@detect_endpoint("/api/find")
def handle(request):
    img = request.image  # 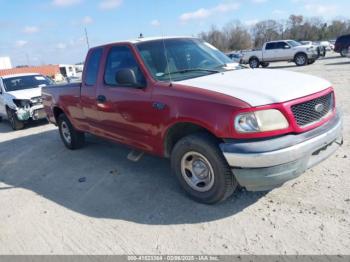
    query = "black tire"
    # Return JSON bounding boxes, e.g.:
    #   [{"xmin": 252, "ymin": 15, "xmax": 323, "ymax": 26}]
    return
[
  {"xmin": 260, "ymin": 62, "xmax": 269, "ymax": 68},
  {"xmin": 294, "ymin": 53, "xmax": 308, "ymax": 66},
  {"xmin": 58, "ymin": 113, "xmax": 85, "ymax": 150},
  {"xmin": 340, "ymin": 48, "xmax": 348, "ymax": 57},
  {"xmin": 308, "ymin": 59, "xmax": 315, "ymax": 65},
  {"xmin": 6, "ymin": 108, "xmax": 24, "ymax": 130},
  {"xmin": 171, "ymin": 133, "xmax": 237, "ymax": 204},
  {"xmin": 0, "ymin": 116, "xmax": 2, "ymax": 122},
  {"xmin": 249, "ymin": 57, "xmax": 260, "ymax": 69}
]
